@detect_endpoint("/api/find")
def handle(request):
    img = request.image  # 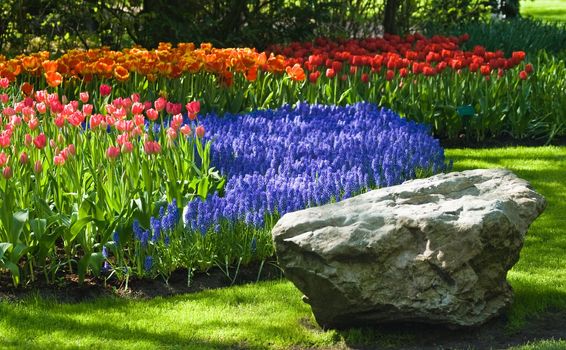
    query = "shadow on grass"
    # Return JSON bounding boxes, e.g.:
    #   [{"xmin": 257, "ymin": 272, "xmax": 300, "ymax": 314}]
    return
[
  {"xmin": 335, "ymin": 285, "xmax": 566, "ymax": 350},
  {"xmin": 0, "ymin": 282, "xmax": 313, "ymax": 349}
]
